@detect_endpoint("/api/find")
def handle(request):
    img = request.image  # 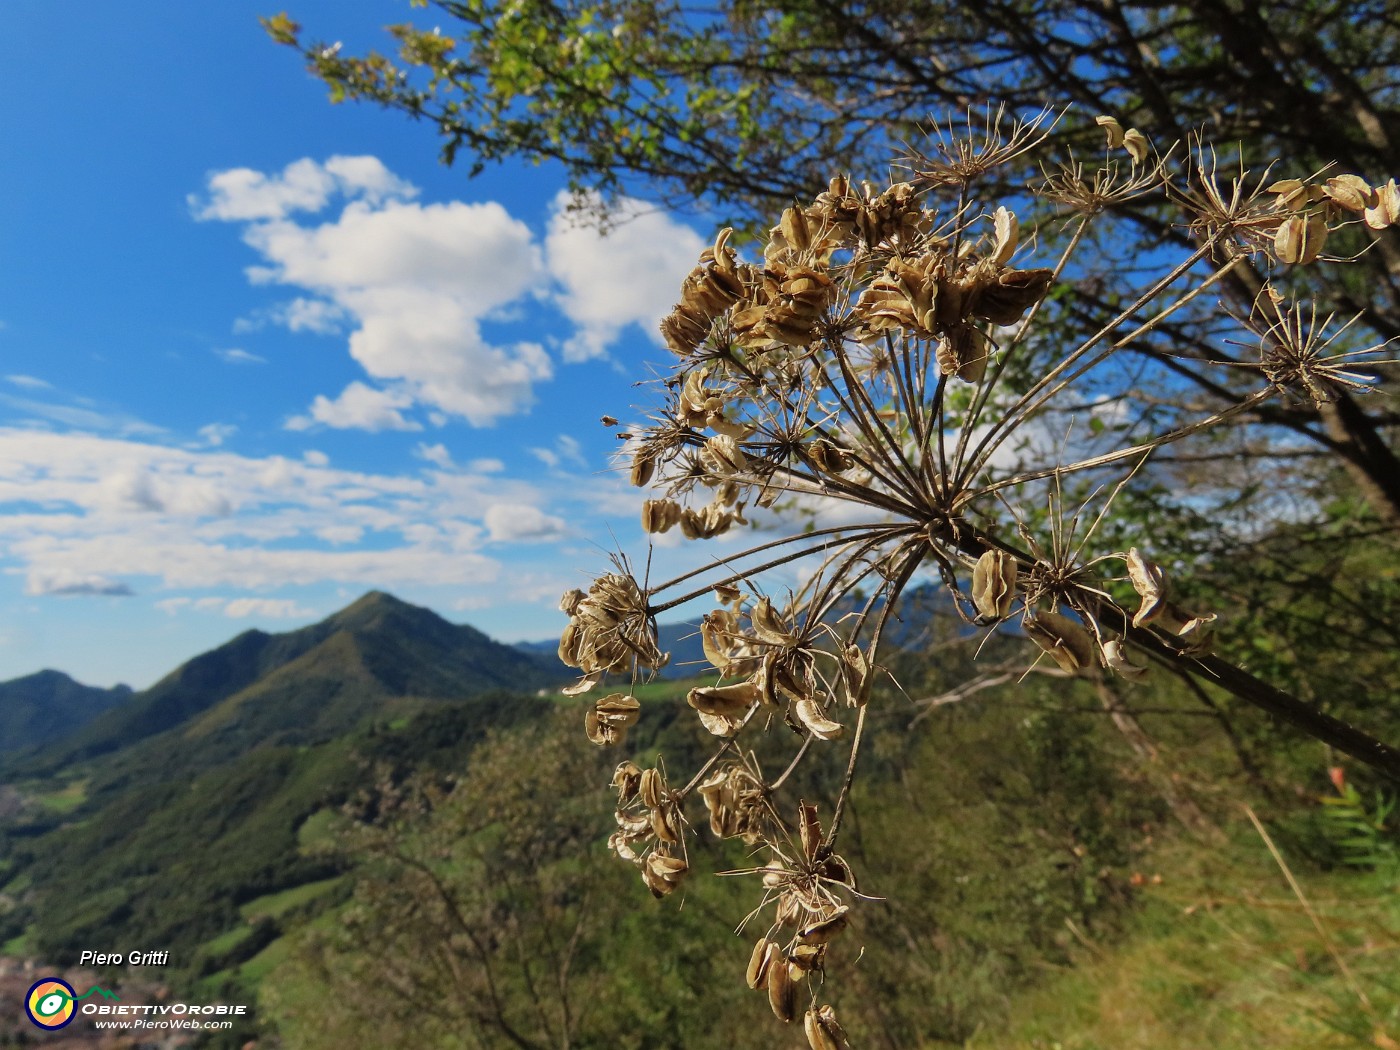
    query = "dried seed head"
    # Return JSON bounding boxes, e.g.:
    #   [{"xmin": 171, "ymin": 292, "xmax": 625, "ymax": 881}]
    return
[
  {"xmin": 630, "ymin": 449, "xmax": 656, "ymax": 487},
  {"xmin": 804, "ymin": 1005, "xmax": 853, "ymax": 1050},
  {"xmin": 642, "ymin": 848, "xmax": 688, "ymax": 898},
  {"xmin": 641, "ymin": 498, "xmax": 683, "ymax": 534},
  {"xmin": 585, "ymin": 693, "xmax": 642, "ymax": 746}
]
